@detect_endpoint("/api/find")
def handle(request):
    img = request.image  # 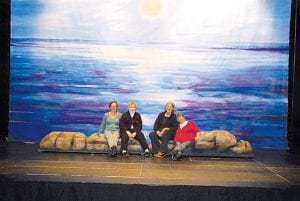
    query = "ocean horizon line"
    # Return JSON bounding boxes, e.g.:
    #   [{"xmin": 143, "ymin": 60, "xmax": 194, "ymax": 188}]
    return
[{"xmin": 10, "ymin": 37, "xmax": 289, "ymax": 51}]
